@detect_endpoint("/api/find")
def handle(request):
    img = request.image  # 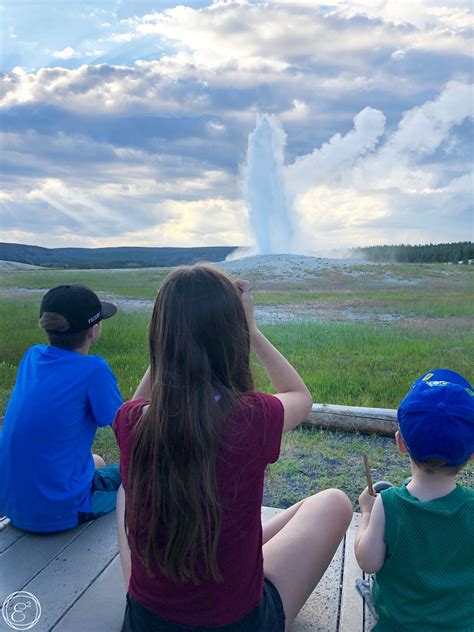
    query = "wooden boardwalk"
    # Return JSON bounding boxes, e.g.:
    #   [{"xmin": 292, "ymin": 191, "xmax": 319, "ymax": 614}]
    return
[{"xmin": 0, "ymin": 509, "xmax": 375, "ymax": 631}]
